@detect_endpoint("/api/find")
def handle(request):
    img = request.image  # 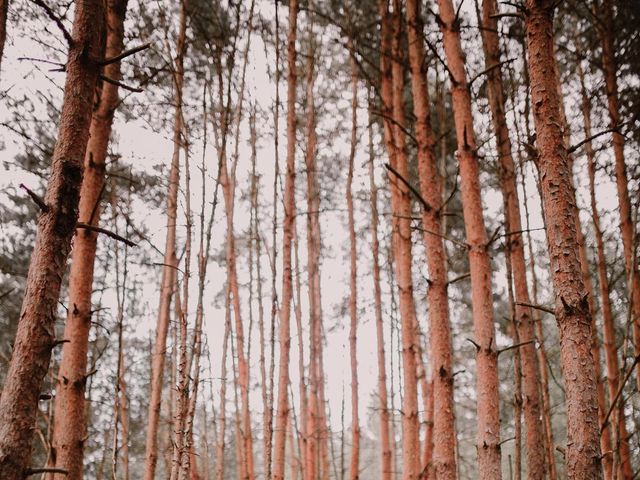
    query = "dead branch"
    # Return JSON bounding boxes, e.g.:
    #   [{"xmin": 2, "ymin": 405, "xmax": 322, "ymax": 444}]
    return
[
  {"xmin": 20, "ymin": 184, "xmax": 48, "ymax": 212},
  {"xmin": 516, "ymin": 301, "xmax": 555, "ymax": 316},
  {"xmin": 99, "ymin": 75, "xmax": 143, "ymax": 93},
  {"xmin": 385, "ymin": 163, "xmax": 434, "ymax": 212},
  {"xmin": 497, "ymin": 340, "xmax": 536, "ymax": 356},
  {"xmin": 100, "ymin": 42, "xmax": 151, "ymax": 66},
  {"xmin": 32, "ymin": 0, "xmax": 73, "ymax": 46},
  {"xmin": 76, "ymin": 222, "xmax": 137, "ymax": 247}
]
